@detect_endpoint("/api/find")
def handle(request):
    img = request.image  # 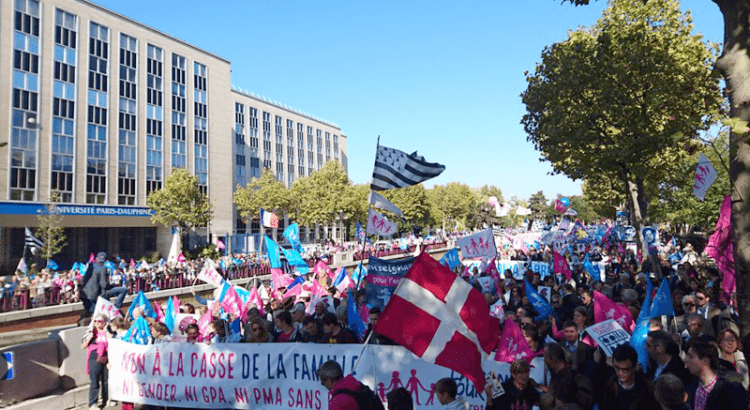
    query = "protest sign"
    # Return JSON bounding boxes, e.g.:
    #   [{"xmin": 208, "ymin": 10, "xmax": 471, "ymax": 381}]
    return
[
  {"xmin": 585, "ymin": 319, "xmax": 630, "ymax": 356},
  {"xmin": 197, "ymin": 265, "xmax": 224, "ymax": 288},
  {"xmin": 108, "ymin": 341, "xmax": 545, "ymax": 409},
  {"xmin": 365, "ymin": 256, "xmax": 415, "ymax": 309},
  {"xmin": 476, "ymin": 276, "xmax": 494, "ymax": 293},
  {"xmin": 92, "ymin": 296, "xmax": 122, "ymax": 322},
  {"xmin": 457, "ymin": 229, "xmax": 497, "ymax": 259},
  {"xmin": 537, "ymin": 286, "xmax": 551, "ymax": 303},
  {"xmin": 495, "ymin": 260, "xmax": 526, "ymax": 280},
  {"xmin": 530, "ymin": 261, "xmax": 551, "ymax": 279}
]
